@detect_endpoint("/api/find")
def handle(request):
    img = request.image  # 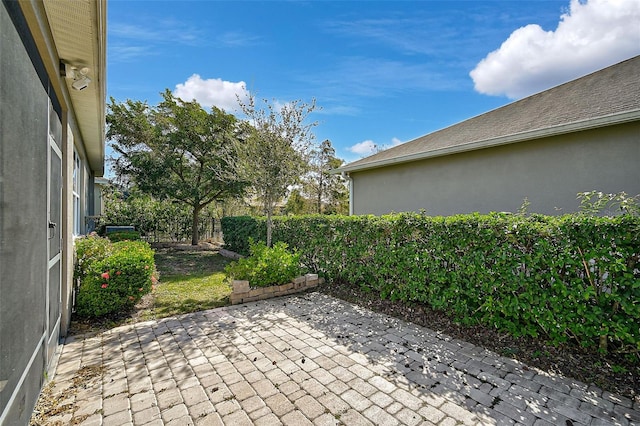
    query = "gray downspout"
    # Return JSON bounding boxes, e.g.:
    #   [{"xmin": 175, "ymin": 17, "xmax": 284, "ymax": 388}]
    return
[{"xmin": 342, "ymin": 172, "xmax": 353, "ymax": 216}]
